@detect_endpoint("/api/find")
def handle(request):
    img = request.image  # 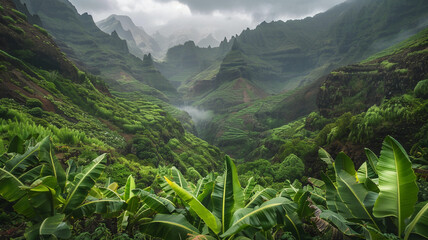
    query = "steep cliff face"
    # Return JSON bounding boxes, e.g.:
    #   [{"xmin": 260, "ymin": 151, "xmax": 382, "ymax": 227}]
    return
[
  {"xmin": 15, "ymin": 0, "xmax": 176, "ymax": 97},
  {"xmin": 317, "ymin": 28, "xmax": 428, "ymax": 117}
]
